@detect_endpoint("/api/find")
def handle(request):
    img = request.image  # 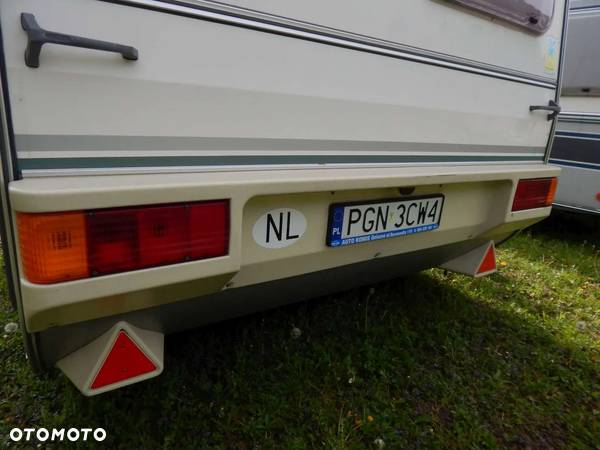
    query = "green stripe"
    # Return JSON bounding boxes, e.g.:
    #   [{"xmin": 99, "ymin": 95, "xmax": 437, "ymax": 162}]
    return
[
  {"xmin": 14, "ymin": 135, "xmax": 540, "ymax": 154},
  {"xmin": 19, "ymin": 154, "xmax": 543, "ymax": 171}
]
